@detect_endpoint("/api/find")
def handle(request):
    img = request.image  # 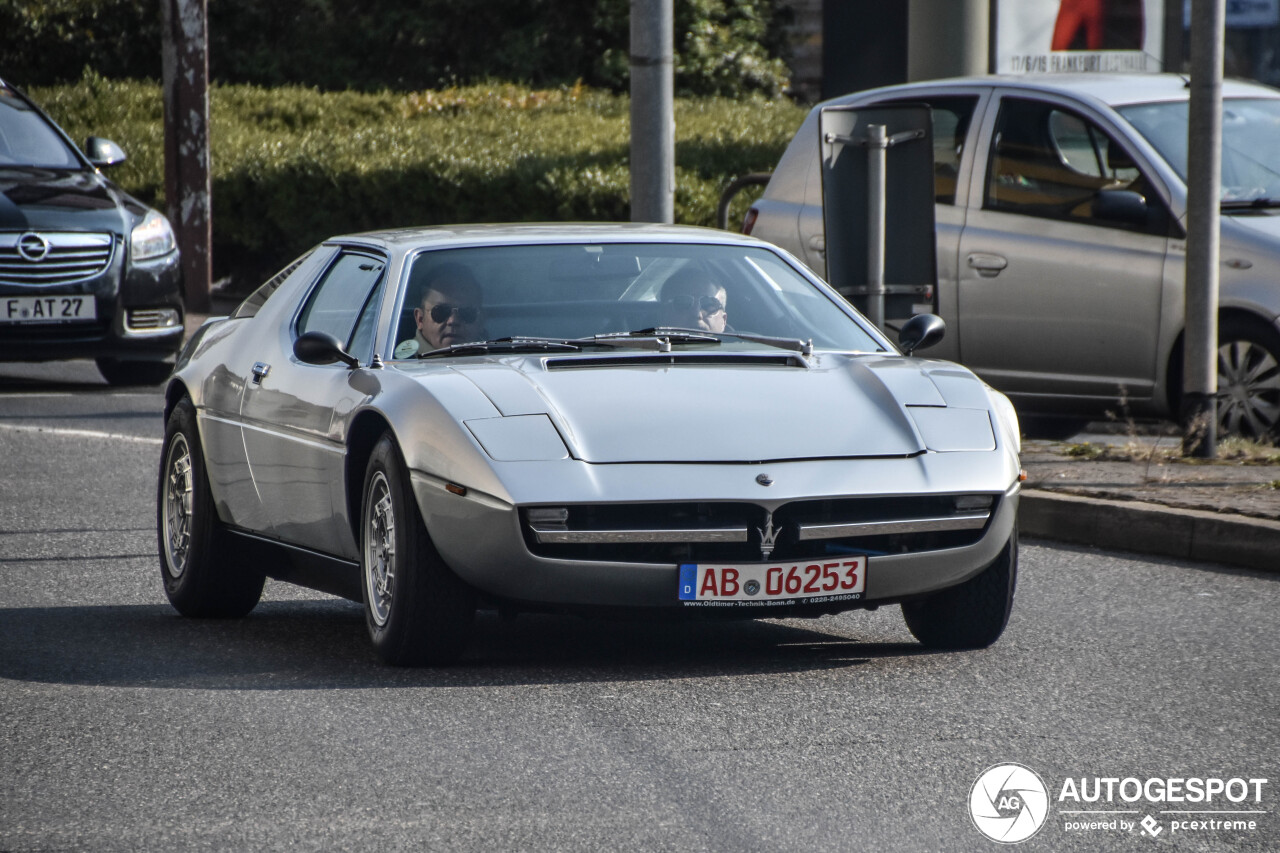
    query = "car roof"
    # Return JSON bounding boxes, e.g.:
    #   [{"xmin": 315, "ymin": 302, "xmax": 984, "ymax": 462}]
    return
[
  {"xmin": 846, "ymin": 72, "xmax": 1280, "ymax": 108},
  {"xmin": 331, "ymin": 222, "xmax": 773, "ymax": 252}
]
